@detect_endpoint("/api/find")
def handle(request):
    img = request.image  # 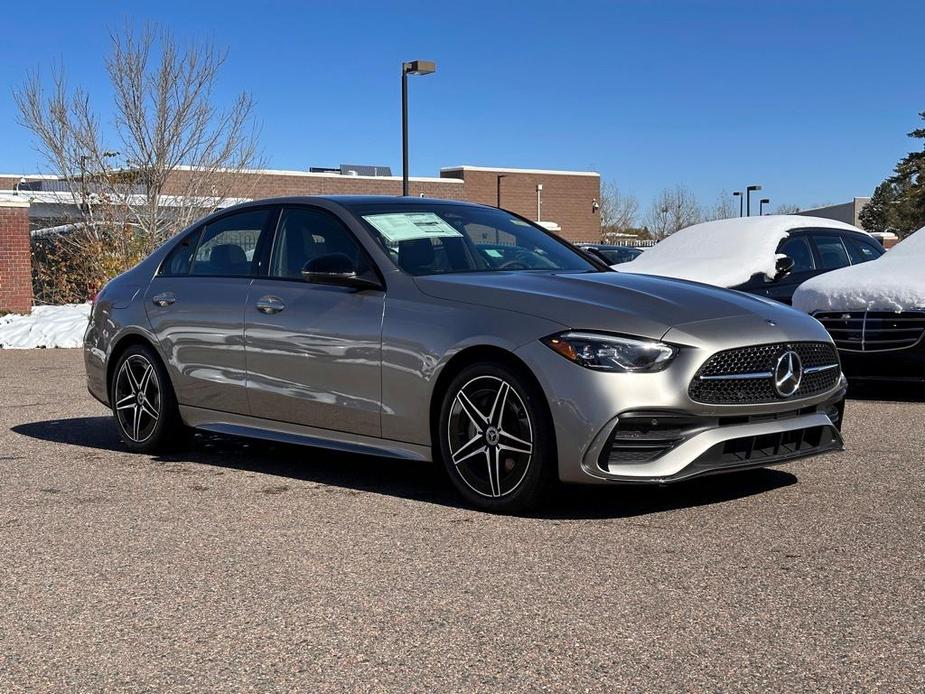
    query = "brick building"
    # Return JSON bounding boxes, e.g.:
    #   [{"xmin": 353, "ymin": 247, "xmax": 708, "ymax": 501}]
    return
[{"xmin": 0, "ymin": 164, "xmax": 600, "ymax": 312}]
